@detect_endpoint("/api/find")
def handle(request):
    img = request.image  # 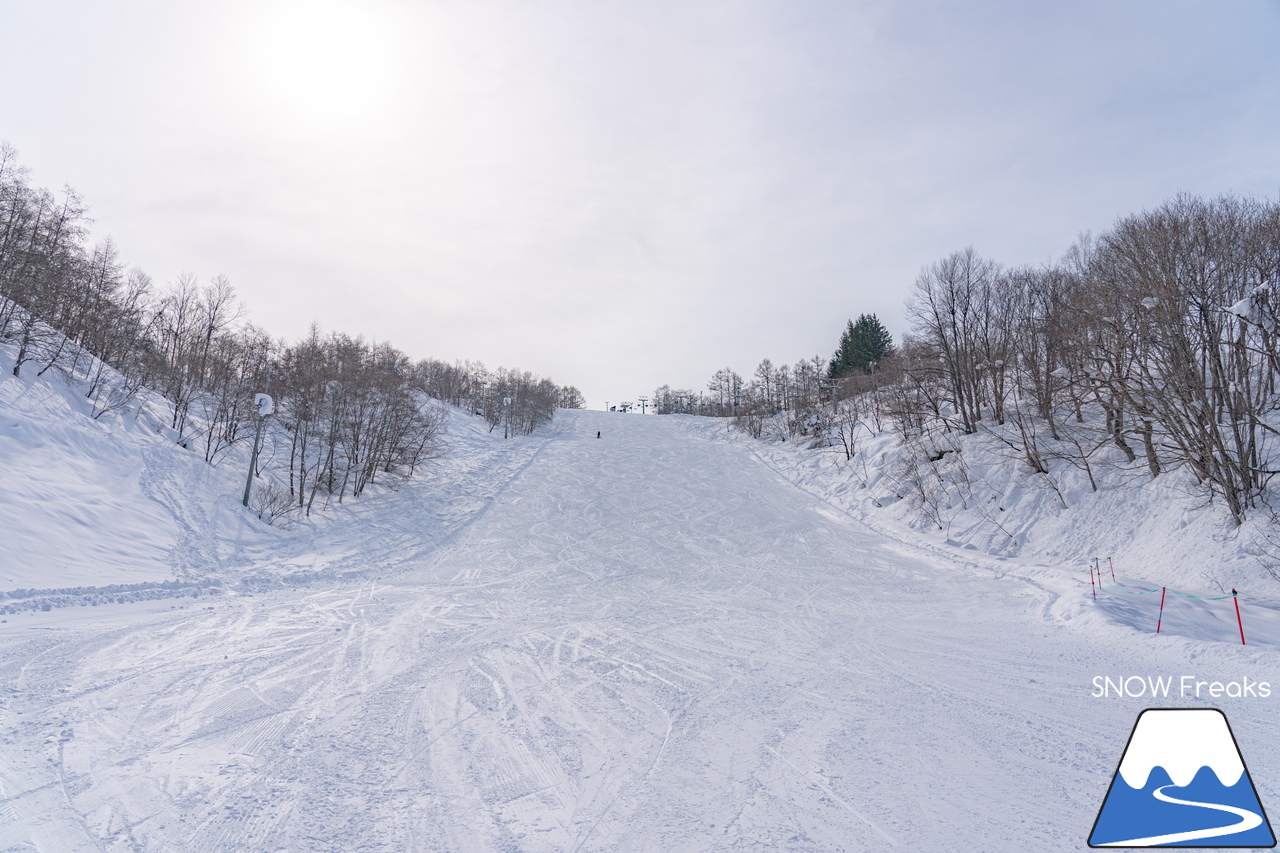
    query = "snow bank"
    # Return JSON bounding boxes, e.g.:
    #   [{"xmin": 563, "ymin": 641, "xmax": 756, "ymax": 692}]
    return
[
  {"xmin": 674, "ymin": 411, "xmax": 1280, "ymax": 612},
  {"xmin": 1, "ymin": 344, "xmax": 209, "ymax": 590},
  {"xmin": 0, "ymin": 339, "xmax": 546, "ymax": 601}
]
